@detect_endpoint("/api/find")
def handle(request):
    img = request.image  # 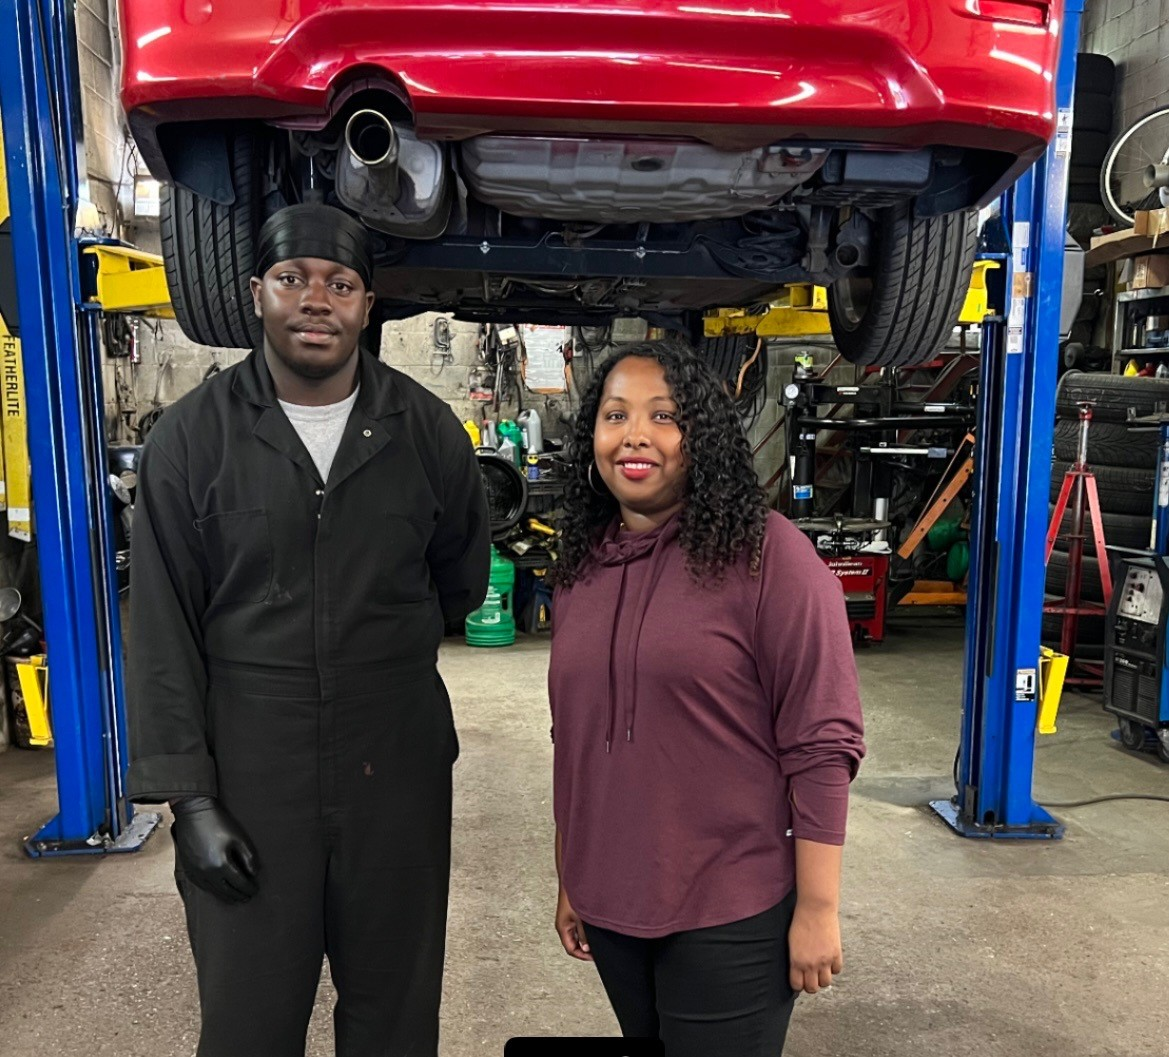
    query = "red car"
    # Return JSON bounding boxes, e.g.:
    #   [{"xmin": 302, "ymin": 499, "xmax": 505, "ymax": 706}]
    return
[{"xmin": 120, "ymin": 0, "xmax": 1063, "ymax": 366}]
